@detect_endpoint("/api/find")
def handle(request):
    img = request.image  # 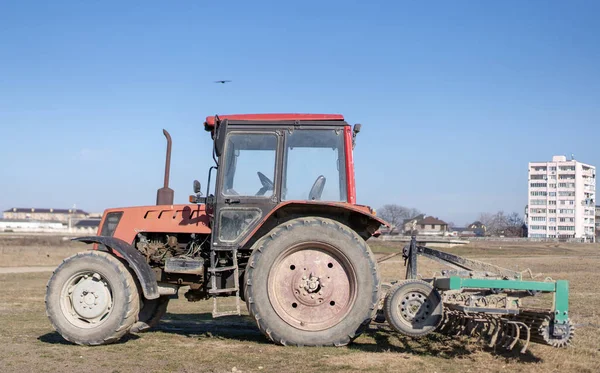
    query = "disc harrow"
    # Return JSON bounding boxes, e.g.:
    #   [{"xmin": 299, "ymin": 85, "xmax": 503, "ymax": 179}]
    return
[{"xmin": 379, "ymin": 237, "xmax": 575, "ymax": 353}]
